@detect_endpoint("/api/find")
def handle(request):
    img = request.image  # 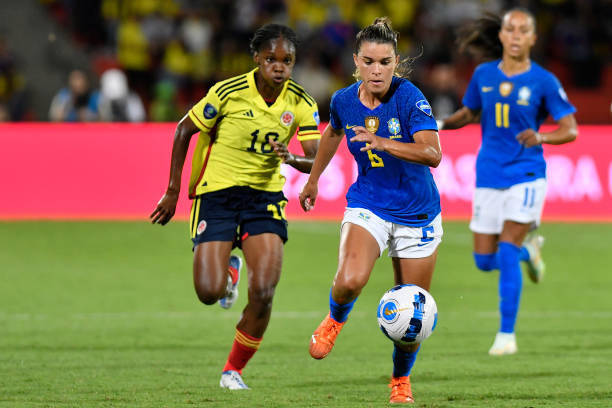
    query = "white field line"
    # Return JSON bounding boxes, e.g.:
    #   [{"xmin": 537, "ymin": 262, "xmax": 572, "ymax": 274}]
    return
[{"xmin": 1, "ymin": 310, "xmax": 612, "ymax": 321}]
